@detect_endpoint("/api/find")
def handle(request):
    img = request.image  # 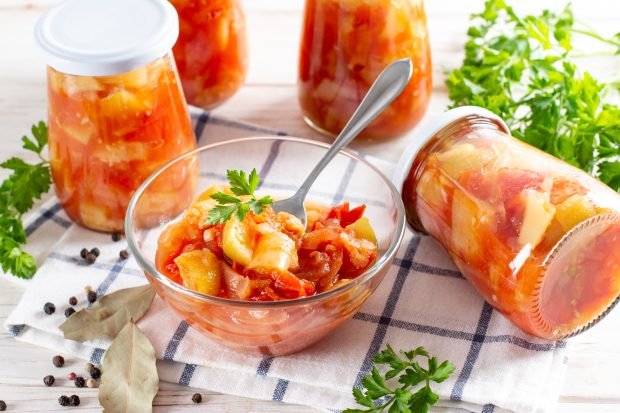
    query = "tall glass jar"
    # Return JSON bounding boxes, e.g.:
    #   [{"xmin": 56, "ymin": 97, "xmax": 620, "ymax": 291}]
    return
[
  {"xmin": 298, "ymin": 0, "xmax": 432, "ymax": 140},
  {"xmin": 170, "ymin": 0, "xmax": 248, "ymax": 109},
  {"xmin": 395, "ymin": 107, "xmax": 620, "ymax": 340},
  {"xmin": 36, "ymin": 0, "xmax": 197, "ymax": 232}
]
